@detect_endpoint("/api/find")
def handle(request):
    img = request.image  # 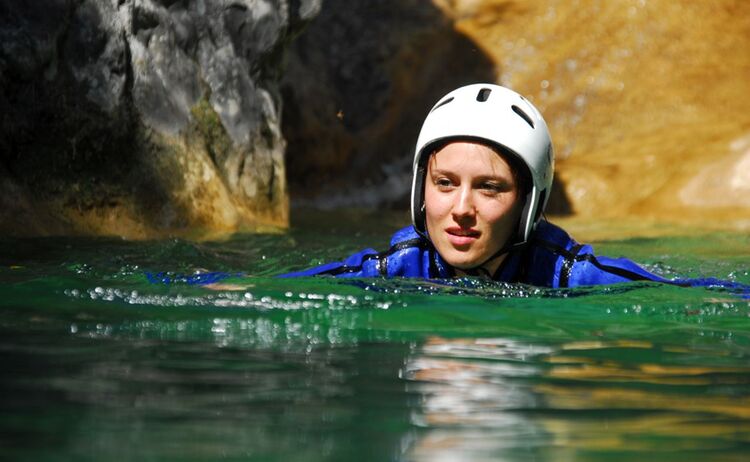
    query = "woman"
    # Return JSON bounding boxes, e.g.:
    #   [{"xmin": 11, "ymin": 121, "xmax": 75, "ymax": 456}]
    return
[{"xmin": 280, "ymin": 84, "xmax": 729, "ymax": 289}]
